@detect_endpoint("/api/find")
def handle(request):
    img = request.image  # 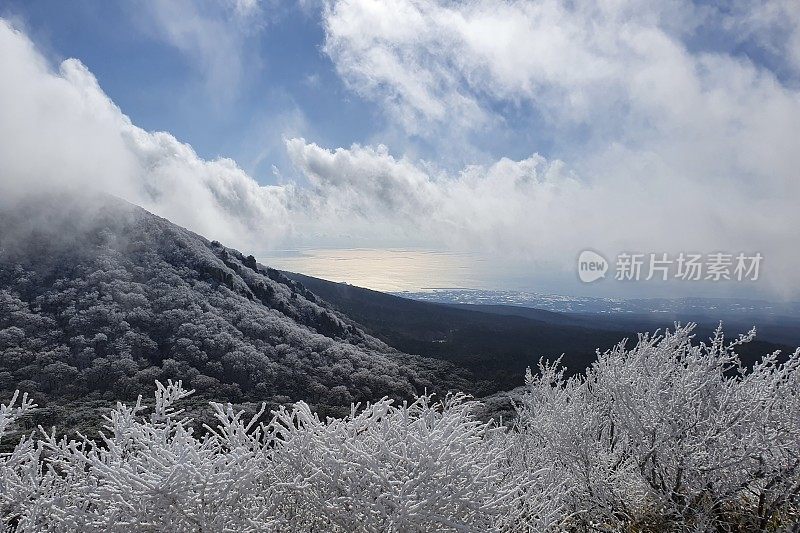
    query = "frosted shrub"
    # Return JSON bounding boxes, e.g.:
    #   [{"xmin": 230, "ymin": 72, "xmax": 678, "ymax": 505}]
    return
[
  {"xmin": 514, "ymin": 324, "xmax": 800, "ymax": 531},
  {"xmin": 0, "ymin": 324, "xmax": 798, "ymax": 531},
  {"xmin": 266, "ymin": 394, "xmax": 531, "ymax": 531},
  {"xmin": 36, "ymin": 381, "xmax": 275, "ymax": 532},
  {"xmin": 0, "ymin": 381, "xmax": 277, "ymax": 532},
  {"xmin": 0, "ymin": 385, "xmax": 532, "ymax": 531},
  {"xmin": 0, "ymin": 391, "xmax": 44, "ymax": 531}
]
